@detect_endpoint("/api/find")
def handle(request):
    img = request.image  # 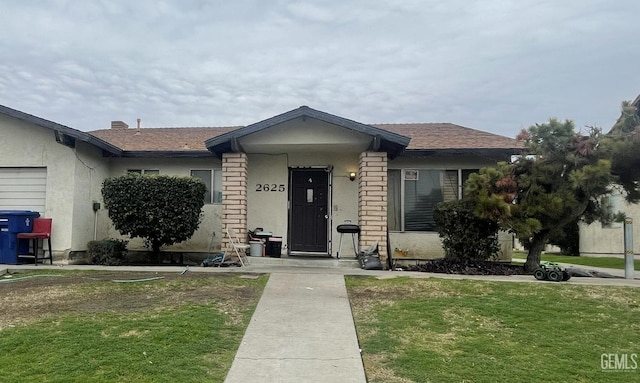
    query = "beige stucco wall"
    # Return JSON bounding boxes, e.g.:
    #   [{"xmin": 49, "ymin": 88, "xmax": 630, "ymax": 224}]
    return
[
  {"xmin": 580, "ymin": 201, "xmax": 640, "ymax": 256},
  {"xmin": 387, "ymin": 154, "xmax": 511, "ymax": 260},
  {"xmin": 0, "ymin": 114, "xmax": 110, "ymax": 257},
  {"xmin": 247, "ymin": 154, "xmax": 289, "ymax": 244},
  {"xmin": 104, "ymin": 157, "xmax": 223, "ymax": 252},
  {"xmin": 390, "ymin": 231, "xmax": 513, "ymax": 263},
  {"xmin": 69, "ymin": 142, "xmax": 111, "ymax": 253},
  {"xmin": 240, "ymin": 118, "xmax": 371, "ymax": 153},
  {"xmin": 245, "ymin": 151, "xmax": 360, "ymax": 257}
]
